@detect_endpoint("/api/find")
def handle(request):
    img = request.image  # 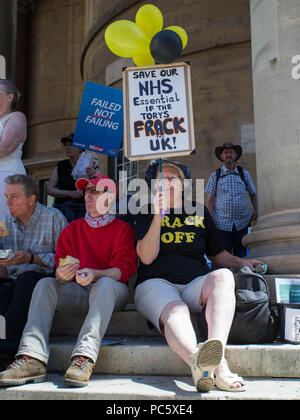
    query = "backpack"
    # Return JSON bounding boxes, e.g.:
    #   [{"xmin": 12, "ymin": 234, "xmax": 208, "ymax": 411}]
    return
[
  {"xmin": 197, "ymin": 266, "xmax": 279, "ymax": 344},
  {"xmin": 215, "ymin": 166, "xmax": 248, "ymax": 196}
]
